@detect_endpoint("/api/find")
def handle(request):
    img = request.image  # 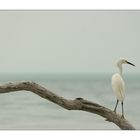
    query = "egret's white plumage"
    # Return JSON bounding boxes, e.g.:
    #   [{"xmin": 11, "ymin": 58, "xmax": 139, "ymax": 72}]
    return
[
  {"xmin": 112, "ymin": 73, "xmax": 125, "ymax": 102},
  {"xmin": 112, "ymin": 58, "xmax": 135, "ymax": 118}
]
